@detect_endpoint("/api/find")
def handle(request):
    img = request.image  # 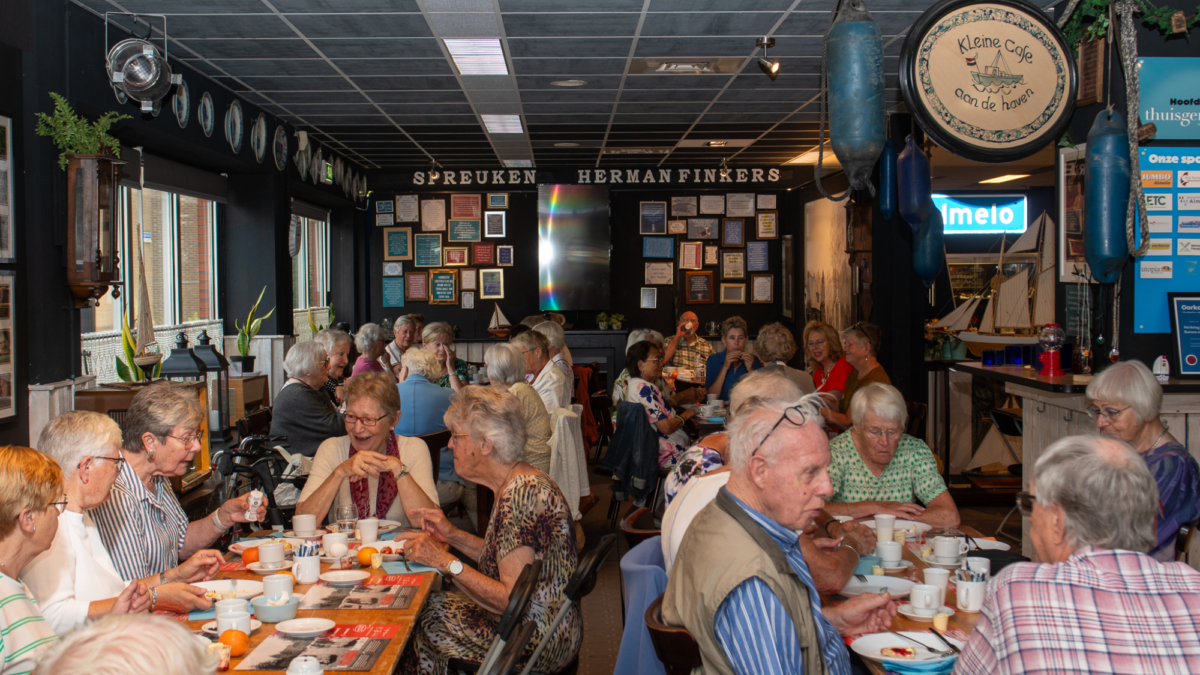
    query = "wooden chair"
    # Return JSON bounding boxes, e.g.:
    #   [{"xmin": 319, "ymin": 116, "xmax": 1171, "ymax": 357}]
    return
[
  {"xmin": 1179, "ymin": 523, "xmax": 1200, "ymax": 572},
  {"xmin": 905, "ymin": 400, "xmax": 928, "ymax": 442},
  {"xmin": 619, "ymin": 506, "xmax": 659, "ymax": 549},
  {"xmin": 235, "ymin": 407, "xmax": 273, "ymax": 439},
  {"xmin": 416, "ymin": 428, "xmax": 451, "ymax": 484},
  {"xmin": 644, "ymin": 594, "xmax": 702, "ymax": 675}
]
